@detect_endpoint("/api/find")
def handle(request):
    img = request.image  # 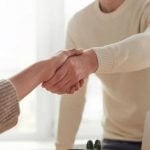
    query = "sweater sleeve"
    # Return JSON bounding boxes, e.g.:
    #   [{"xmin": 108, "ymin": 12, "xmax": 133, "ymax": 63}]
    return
[
  {"xmin": 93, "ymin": 29, "xmax": 150, "ymax": 73},
  {"xmin": 0, "ymin": 80, "xmax": 20, "ymax": 133},
  {"xmin": 56, "ymin": 27, "xmax": 88, "ymax": 150},
  {"xmin": 93, "ymin": 2, "xmax": 150, "ymax": 74}
]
